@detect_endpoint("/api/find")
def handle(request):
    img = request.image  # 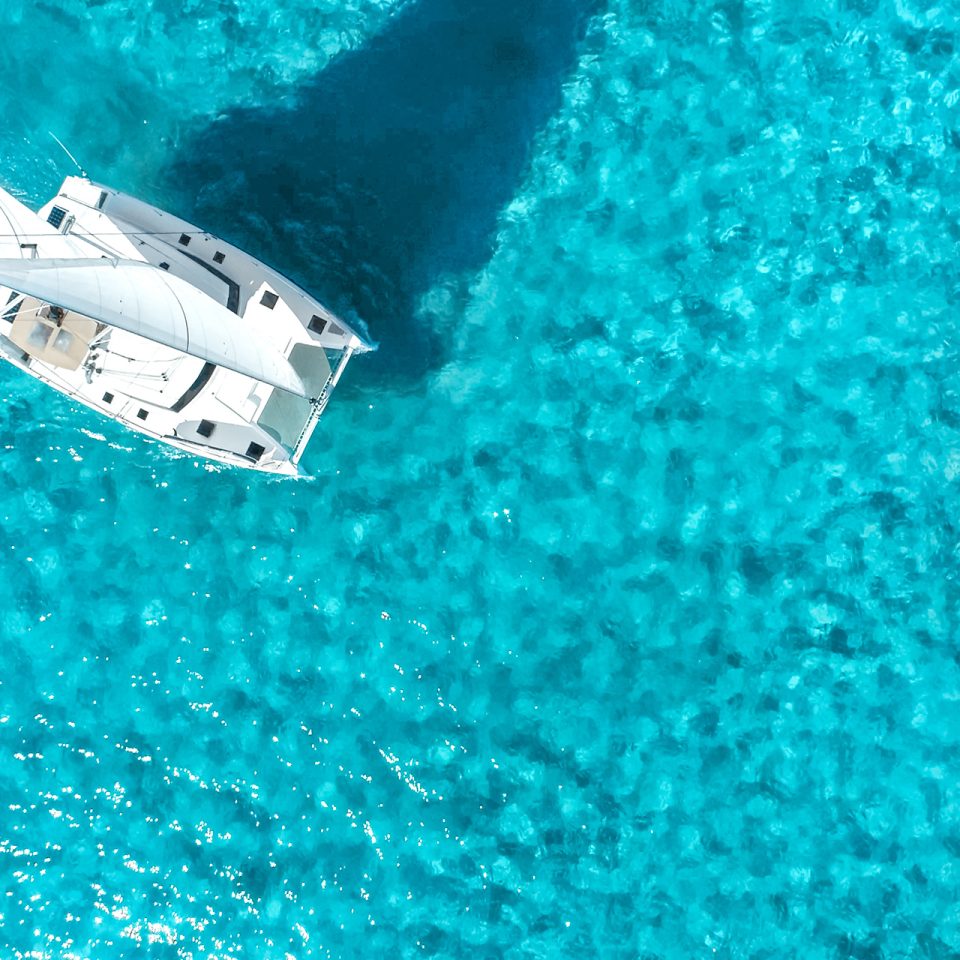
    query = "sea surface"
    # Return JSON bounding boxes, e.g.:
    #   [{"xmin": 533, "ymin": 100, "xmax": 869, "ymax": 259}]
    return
[{"xmin": 0, "ymin": 0, "xmax": 959, "ymax": 957}]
